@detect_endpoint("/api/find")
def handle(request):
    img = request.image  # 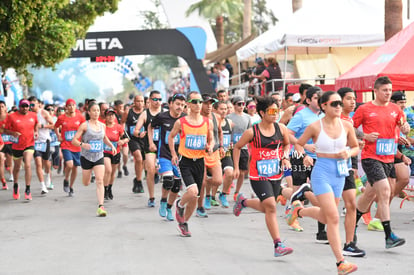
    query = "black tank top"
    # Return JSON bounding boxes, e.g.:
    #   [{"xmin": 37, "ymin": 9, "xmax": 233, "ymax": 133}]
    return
[
  {"xmin": 221, "ymin": 118, "xmax": 232, "ymax": 151},
  {"xmin": 125, "ymin": 108, "xmax": 142, "ymax": 141}
]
